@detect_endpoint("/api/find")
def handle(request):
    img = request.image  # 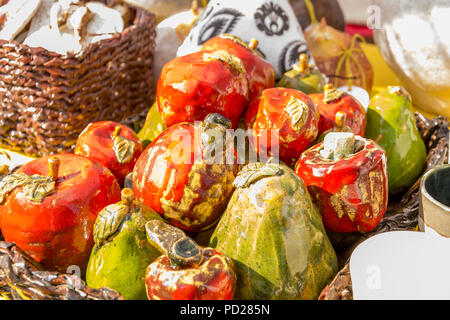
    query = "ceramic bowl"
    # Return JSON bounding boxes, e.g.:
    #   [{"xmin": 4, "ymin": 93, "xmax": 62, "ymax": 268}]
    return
[{"xmin": 420, "ymin": 165, "xmax": 450, "ymax": 237}]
